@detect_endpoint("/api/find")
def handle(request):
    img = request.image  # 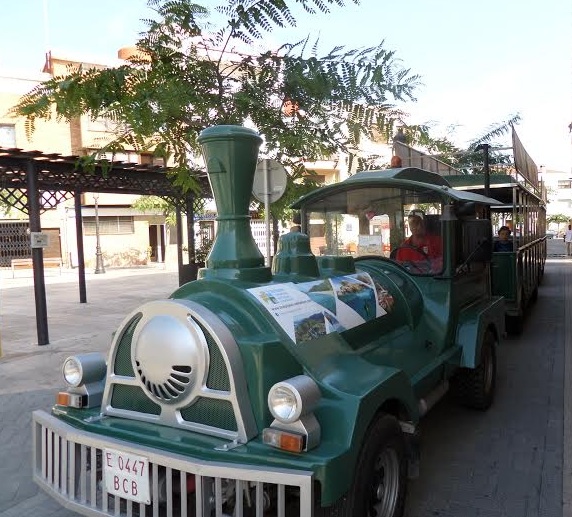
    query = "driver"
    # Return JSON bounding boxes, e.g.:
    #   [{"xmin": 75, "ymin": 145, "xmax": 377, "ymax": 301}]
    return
[{"xmin": 394, "ymin": 214, "xmax": 442, "ymax": 271}]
